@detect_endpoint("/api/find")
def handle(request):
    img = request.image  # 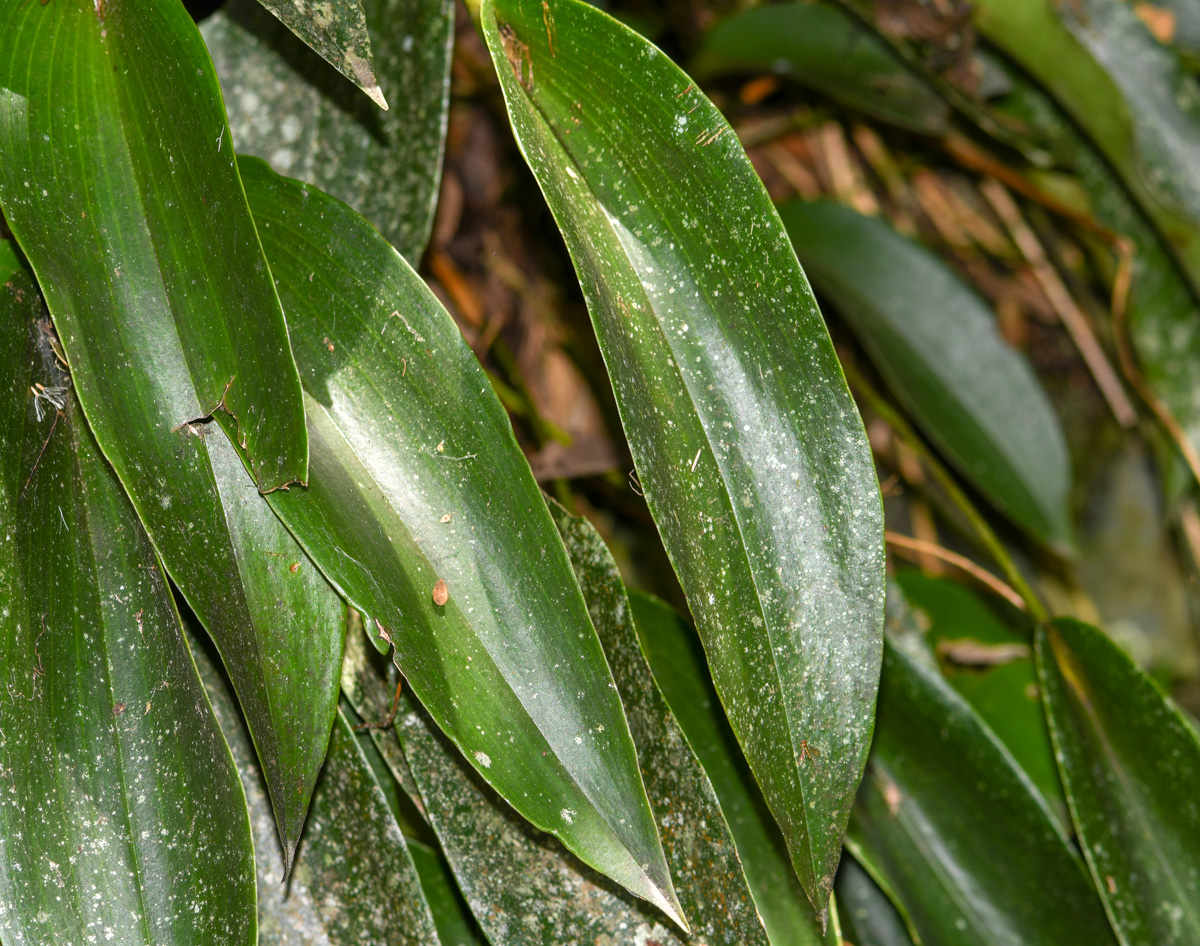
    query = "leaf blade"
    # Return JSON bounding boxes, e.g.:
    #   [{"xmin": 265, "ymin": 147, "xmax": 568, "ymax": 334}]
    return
[
  {"xmin": 239, "ymin": 157, "xmax": 682, "ymax": 926},
  {"xmin": 1037, "ymin": 619, "xmax": 1200, "ymax": 944},
  {"xmin": 479, "ymin": 0, "xmax": 885, "ymax": 913}
]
